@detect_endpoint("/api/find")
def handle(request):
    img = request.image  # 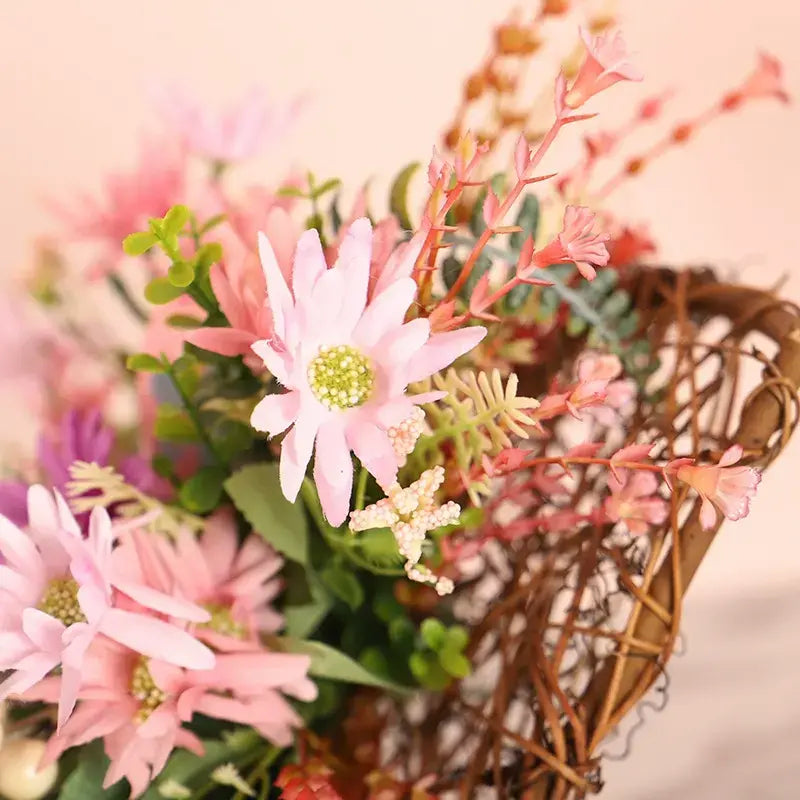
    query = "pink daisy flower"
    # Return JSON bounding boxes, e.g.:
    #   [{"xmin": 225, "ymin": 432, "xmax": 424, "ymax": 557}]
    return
[
  {"xmin": 666, "ymin": 445, "xmax": 761, "ymax": 530},
  {"xmin": 564, "ymin": 28, "xmax": 643, "ymax": 110},
  {"xmin": 154, "ymin": 87, "xmax": 304, "ymax": 164},
  {"xmin": 249, "ymin": 218, "xmax": 486, "ymax": 524},
  {"xmin": 32, "ymin": 638, "xmax": 314, "ymax": 797},
  {"xmin": 0, "ymin": 486, "xmax": 214, "ymax": 729},
  {"xmin": 115, "ymin": 507, "xmax": 284, "ymax": 651},
  {"xmin": 604, "ymin": 471, "xmax": 668, "ymax": 535}
]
